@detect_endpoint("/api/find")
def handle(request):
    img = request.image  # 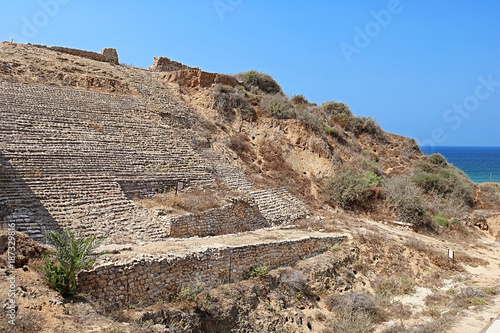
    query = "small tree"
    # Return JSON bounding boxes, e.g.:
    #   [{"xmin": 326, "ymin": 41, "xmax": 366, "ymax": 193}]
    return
[{"xmin": 39, "ymin": 229, "xmax": 103, "ymax": 297}]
